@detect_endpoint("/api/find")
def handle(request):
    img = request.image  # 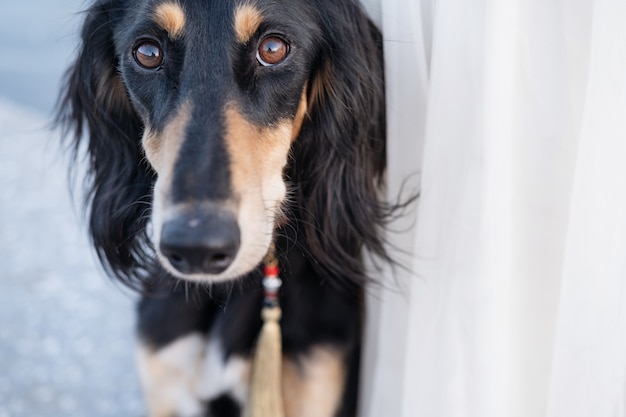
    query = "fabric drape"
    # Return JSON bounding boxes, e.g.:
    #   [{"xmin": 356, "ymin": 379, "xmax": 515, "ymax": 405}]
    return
[{"xmin": 361, "ymin": 0, "xmax": 626, "ymax": 416}]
